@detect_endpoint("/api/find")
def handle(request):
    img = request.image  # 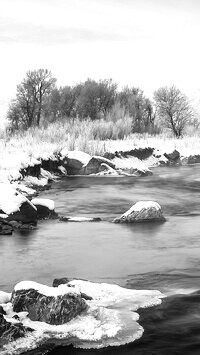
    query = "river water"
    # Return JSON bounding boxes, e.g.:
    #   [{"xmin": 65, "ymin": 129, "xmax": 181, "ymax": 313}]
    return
[{"xmin": 1, "ymin": 165, "xmax": 200, "ymax": 354}]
